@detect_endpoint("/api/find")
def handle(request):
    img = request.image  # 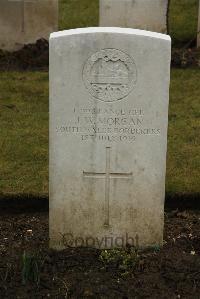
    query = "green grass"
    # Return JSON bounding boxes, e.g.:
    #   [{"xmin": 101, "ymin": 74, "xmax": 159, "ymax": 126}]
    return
[
  {"xmin": 0, "ymin": 72, "xmax": 49, "ymax": 195},
  {"xmin": 169, "ymin": 0, "xmax": 199, "ymax": 46},
  {"xmin": 59, "ymin": 0, "xmax": 199, "ymax": 47},
  {"xmin": 59, "ymin": 0, "xmax": 99, "ymax": 30},
  {"xmin": 166, "ymin": 68, "xmax": 200, "ymax": 194},
  {"xmin": 0, "ymin": 69, "xmax": 199, "ymax": 196}
]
